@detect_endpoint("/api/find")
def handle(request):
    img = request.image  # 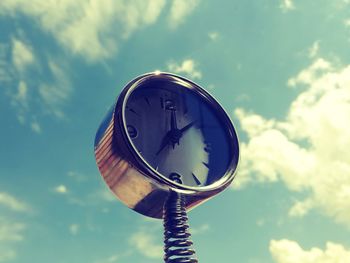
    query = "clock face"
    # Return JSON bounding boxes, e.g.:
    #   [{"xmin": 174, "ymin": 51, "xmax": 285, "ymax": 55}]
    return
[{"xmin": 123, "ymin": 76, "xmax": 237, "ymax": 188}]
